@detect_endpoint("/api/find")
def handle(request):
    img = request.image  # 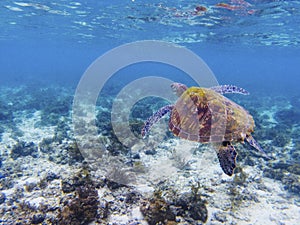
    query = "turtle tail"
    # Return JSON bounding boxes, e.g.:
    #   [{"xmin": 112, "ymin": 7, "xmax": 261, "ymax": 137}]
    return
[{"xmin": 141, "ymin": 105, "xmax": 173, "ymax": 138}]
